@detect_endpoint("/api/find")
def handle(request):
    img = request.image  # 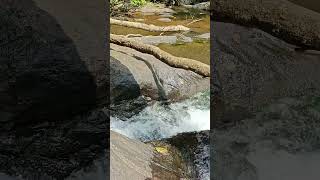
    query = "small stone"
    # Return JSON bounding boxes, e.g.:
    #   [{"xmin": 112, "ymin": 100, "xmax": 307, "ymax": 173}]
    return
[
  {"xmin": 195, "ymin": 33, "xmax": 210, "ymax": 40},
  {"xmin": 159, "ymin": 13, "xmax": 174, "ymax": 19},
  {"xmin": 157, "ymin": 18, "xmax": 172, "ymax": 22}
]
